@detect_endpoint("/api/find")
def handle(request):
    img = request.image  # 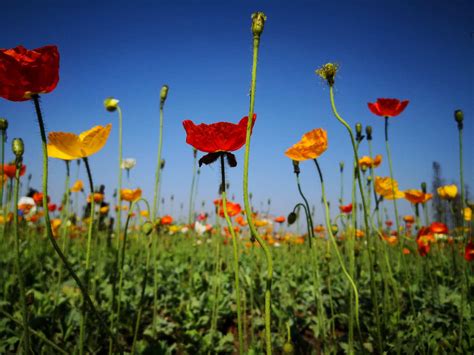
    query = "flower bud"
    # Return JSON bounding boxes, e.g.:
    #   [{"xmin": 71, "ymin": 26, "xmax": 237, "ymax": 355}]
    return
[
  {"xmin": 141, "ymin": 221, "xmax": 154, "ymax": 236},
  {"xmin": 454, "ymin": 109, "xmax": 463, "ymax": 129},
  {"xmin": 0, "ymin": 118, "xmax": 8, "ymax": 131},
  {"xmin": 287, "ymin": 212, "xmax": 297, "ymax": 225},
  {"xmin": 421, "ymin": 182, "xmax": 427, "ymax": 193},
  {"xmin": 160, "ymin": 85, "xmax": 169, "ymax": 105},
  {"xmin": 104, "ymin": 97, "xmax": 119, "ymax": 112},
  {"xmin": 283, "ymin": 342, "xmax": 294, "ymax": 354},
  {"xmin": 251, "ymin": 12, "xmax": 267, "ymax": 37},
  {"xmin": 12, "ymin": 138, "xmax": 24, "ymax": 158},
  {"xmin": 339, "ymin": 161, "xmax": 344, "ymax": 172},
  {"xmin": 365, "ymin": 125, "xmax": 373, "ymax": 140},
  {"xmin": 160, "ymin": 159, "xmax": 165, "ymax": 169},
  {"xmin": 193, "ymin": 148, "xmax": 197, "ymax": 158},
  {"xmin": 331, "ymin": 224, "xmax": 339, "ymax": 235},
  {"xmin": 292, "ymin": 160, "xmax": 300, "ymax": 175}
]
